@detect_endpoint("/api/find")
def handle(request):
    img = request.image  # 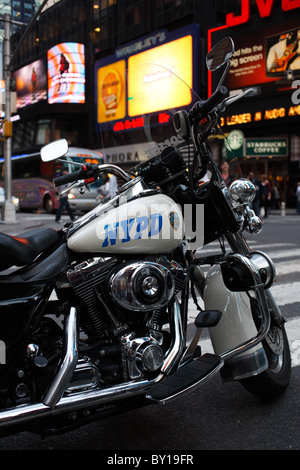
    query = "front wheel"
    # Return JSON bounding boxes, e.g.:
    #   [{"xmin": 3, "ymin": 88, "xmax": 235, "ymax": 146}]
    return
[{"xmin": 240, "ymin": 319, "xmax": 291, "ymax": 400}]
